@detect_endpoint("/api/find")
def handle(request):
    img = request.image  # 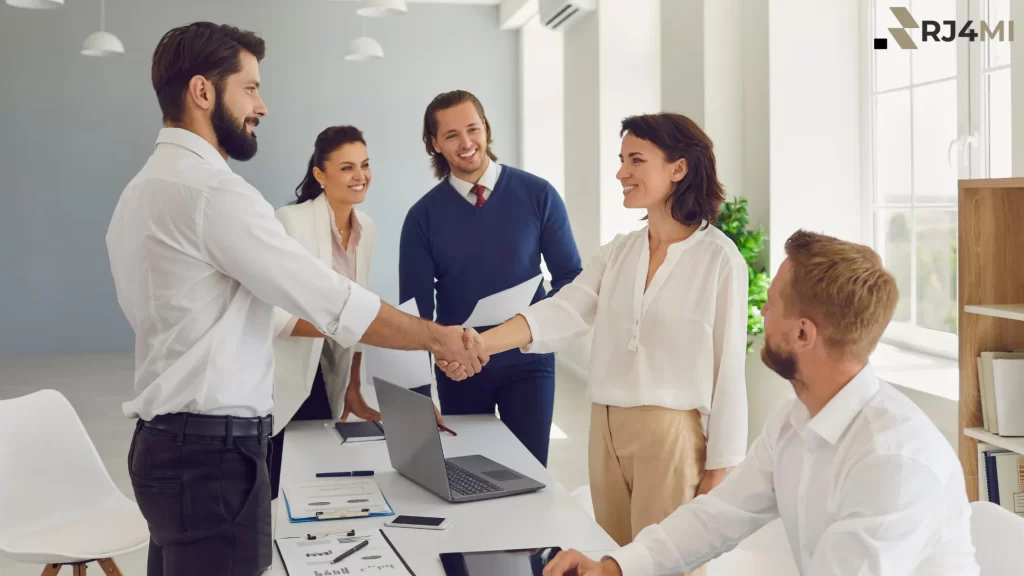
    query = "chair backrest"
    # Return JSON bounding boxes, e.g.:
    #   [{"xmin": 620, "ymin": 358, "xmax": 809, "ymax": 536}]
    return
[
  {"xmin": 0, "ymin": 390, "xmax": 121, "ymax": 545},
  {"xmin": 971, "ymin": 500, "xmax": 1024, "ymax": 576}
]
